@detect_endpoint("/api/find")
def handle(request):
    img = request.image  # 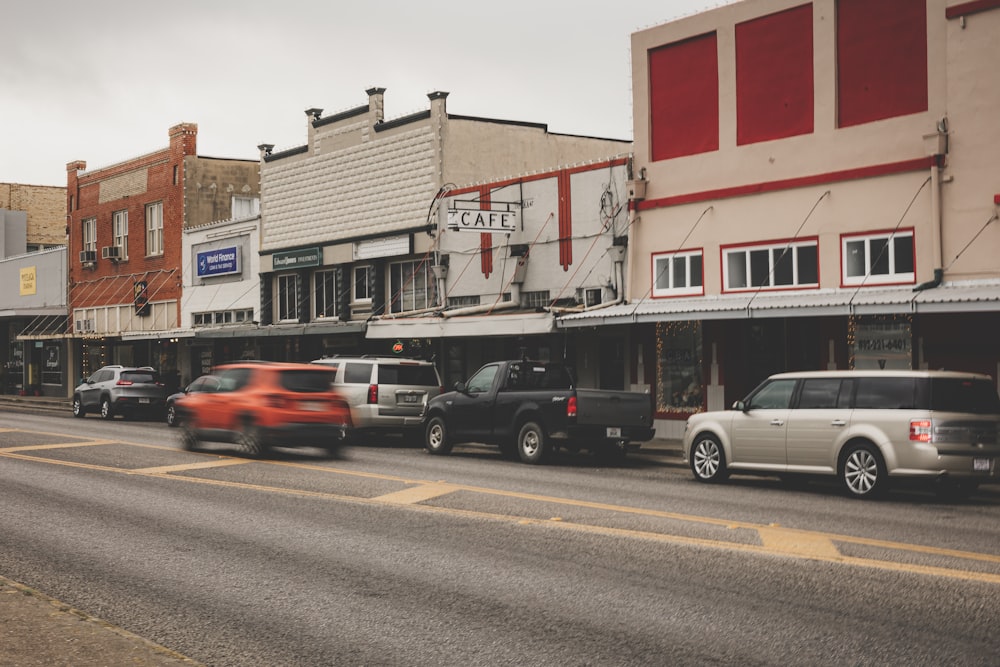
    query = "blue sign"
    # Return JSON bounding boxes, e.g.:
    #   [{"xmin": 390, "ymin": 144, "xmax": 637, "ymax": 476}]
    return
[{"xmin": 197, "ymin": 246, "xmax": 241, "ymax": 278}]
